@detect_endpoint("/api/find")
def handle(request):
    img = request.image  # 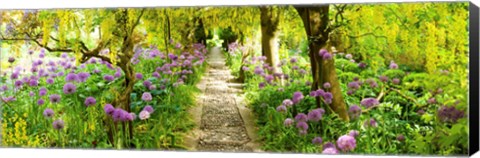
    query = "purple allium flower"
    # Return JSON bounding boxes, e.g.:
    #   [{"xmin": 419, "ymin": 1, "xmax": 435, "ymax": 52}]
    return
[
  {"xmin": 347, "ymin": 90, "xmax": 355, "ymax": 96},
  {"xmin": 437, "ymin": 105, "xmax": 465, "ymax": 123},
  {"xmin": 392, "ymin": 78, "xmax": 400, "ymax": 84},
  {"xmin": 345, "ymin": 54, "xmax": 353, "ymax": 59},
  {"xmin": 28, "ymin": 79, "xmax": 38, "ymax": 86},
  {"xmin": 149, "ymin": 85, "xmax": 157, "ymax": 90},
  {"xmin": 242, "ymin": 66, "xmax": 250, "ymax": 71},
  {"xmin": 292, "ymin": 92, "xmax": 304, "ymax": 104},
  {"xmin": 112, "ymin": 108, "xmax": 124, "ymax": 121},
  {"xmin": 276, "ymin": 105, "xmax": 287, "ymax": 113},
  {"xmin": 258, "ymin": 82, "xmax": 266, "ymax": 89},
  {"xmin": 0, "ymin": 85, "xmax": 8, "ymax": 92},
  {"xmin": 389, "ymin": 61, "xmax": 398, "ymax": 69},
  {"xmin": 322, "ymin": 92, "xmax": 333, "ymax": 100},
  {"xmin": 14, "ymin": 80, "xmax": 23, "ymax": 88},
  {"xmin": 10, "ymin": 72, "xmax": 19, "ymax": 79},
  {"xmin": 265, "ymin": 75, "xmax": 274, "ymax": 84},
  {"xmin": 349, "ymin": 130, "xmax": 360, "ymax": 137},
  {"xmin": 323, "ymin": 52, "xmax": 332, "ymax": 60},
  {"xmin": 307, "ymin": 108, "xmax": 325, "ymax": 122},
  {"xmin": 312, "ymin": 137, "xmax": 323, "ymax": 145},
  {"xmin": 336, "ymin": 135, "xmax": 357, "ymax": 152},
  {"xmin": 46, "ymin": 78, "xmax": 54, "ymax": 84},
  {"xmin": 348, "ymin": 105, "xmax": 362, "ymax": 119},
  {"xmin": 324, "ymin": 99, "xmax": 332, "ymax": 104},
  {"xmin": 290, "ymin": 57, "xmax": 298, "ymax": 64},
  {"xmin": 358, "ymin": 62, "xmax": 367, "ymax": 69},
  {"xmin": 143, "ymin": 105, "xmax": 154, "ymax": 113},
  {"xmin": 152, "ymin": 72, "xmax": 161, "ymax": 78},
  {"xmin": 104, "ymin": 104, "xmax": 115, "ymax": 115},
  {"xmin": 417, "ymin": 109, "xmax": 425, "ymax": 115},
  {"xmin": 316, "ymin": 89, "xmax": 325, "ymax": 96},
  {"xmin": 52, "ymin": 120, "xmax": 64, "ymax": 130},
  {"xmin": 129, "ymin": 112, "xmax": 136, "ymax": 121},
  {"xmin": 135, "ymin": 73, "xmax": 143, "ymax": 80},
  {"xmin": 282, "ymin": 99, "xmax": 293, "ymax": 107},
  {"xmin": 284, "ymin": 118, "xmax": 294, "ymax": 127},
  {"xmin": 43, "ymin": 108, "xmax": 54, "ymax": 118},
  {"xmin": 39, "ymin": 52, "xmax": 45, "ymax": 58},
  {"xmin": 61, "ymin": 53, "xmax": 68, "ymax": 58},
  {"xmin": 65, "ymin": 73, "xmax": 78, "ymax": 82},
  {"xmin": 37, "ymin": 99, "xmax": 45, "ymax": 105},
  {"xmin": 78, "ymin": 72, "xmax": 90, "ymax": 82},
  {"xmin": 364, "ymin": 118, "xmax": 378, "ymax": 128},
  {"xmin": 428, "ymin": 98, "xmax": 436, "ymax": 104},
  {"xmin": 322, "ymin": 146, "xmax": 339, "ymax": 154},
  {"xmin": 29, "ymin": 91, "xmax": 35, "ymax": 97},
  {"xmin": 379, "ymin": 76, "xmax": 389, "ymax": 83},
  {"xmin": 305, "ymin": 81, "xmax": 312, "ymax": 86},
  {"xmin": 319, "ymin": 49, "xmax": 328, "ymax": 57},
  {"xmin": 309, "ymin": 91, "xmax": 319, "ymax": 97},
  {"xmin": 323, "ymin": 82, "xmax": 331, "ymax": 89},
  {"xmin": 396, "ymin": 134, "xmax": 405, "ymax": 142},
  {"xmin": 295, "ymin": 113, "xmax": 308, "ymax": 122},
  {"xmin": 296, "ymin": 121, "xmax": 309, "ymax": 131},
  {"xmin": 62, "ymin": 83, "xmax": 77, "ymax": 94},
  {"xmin": 141, "ymin": 92, "xmax": 152, "ymax": 102},
  {"xmin": 8, "ymin": 57, "xmax": 15, "ymax": 63},
  {"xmin": 254, "ymin": 66, "xmax": 264, "ymax": 75},
  {"xmin": 49, "ymin": 94, "xmax": 61, "ymax": 103},
  {"xmin": 114, "ymin": 71, "xmax": 122, "ymax": 78},
  {"xmin": 143, "ymin": 80, "xmax": 152, "ymax": 88},
  {"xmin": 84, "ymin": 97, "xmax": 96, "ymax": 106},
  {"xmin": 323, "ymin": 142, "xmax": 336, "ymax": 150},
  {"xmin": 360, "ymin": 98, "xmax": 379, "ymax": 108},
  {"xmin": 103, "ymin": 75, "xmax": 114, "ymax": 82},
  {"xmin": 139, "ymin": 110, "xmax": 151, "ymax": 120},
  {"xmin": 366, "ymin": 78, "xmax": 378, "ymax": 88}
]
